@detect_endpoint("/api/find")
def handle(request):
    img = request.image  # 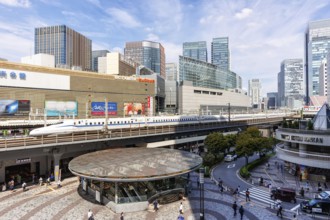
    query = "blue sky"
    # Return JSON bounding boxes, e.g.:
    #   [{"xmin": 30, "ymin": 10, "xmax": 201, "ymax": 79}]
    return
[{"xmin": 1, "ymin": 0, "xmax": 330, "ymax": 95}]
